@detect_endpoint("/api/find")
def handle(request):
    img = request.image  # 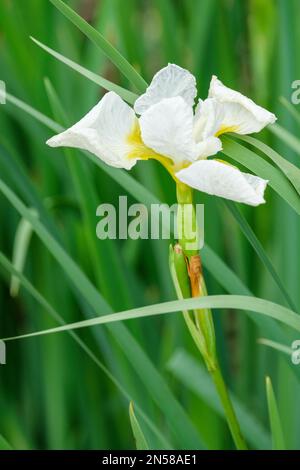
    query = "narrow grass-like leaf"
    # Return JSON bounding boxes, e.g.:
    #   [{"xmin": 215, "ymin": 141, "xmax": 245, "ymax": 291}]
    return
[
  {"xmin": 280, "ymin": 96, "xmax": 300, "ymax": 128},
  {"xmin": 266, "ymin": 376, "xmax": 286, "ymax": 450},
  {"xmin": 129, "ymin": 402, "xmax": 149, "ymax": 450},
  {"xmin": 222, "ymin": 137, "xmax": 300, "ymax": 215},
  {"xmin": 49, "ymin": 0, "xmax": 148, "ymax": 92},
  {"xmin": 31, "ymin": 37, "xmax": 138, "ymax": 105},
  {"xmin": 258, "ymin": 339, "xmax": 292, "ymax": 356},
  {"xmin": 10, "ymin": 210, "xmax": 37, "ymax": 297},
  {"xmin": 224, "ymin": 201, "xmax": 297, "ymax": 311},
  {"xmin": 236, "ymin": 133, "xmax": 300, "ymax": 196},
  {"xmin": 154, "ymin": 0, "xmax": 180, "ymax": 63},
  {"xmin": 2, "ymin": 293, "xmax": 300, "ymax": 342},
  {"xmin": 4, "ymin": 92, "xmax": 62, "ymax": 133},
  {"xmin": 0, "ymin": 434, "xmax": 13, "ymax": 450},
  {"xmin": 187, "ymin": 0, "xmax": 216, "ymax": 73},
  {"xmin": 269, "ymin": 123, "xmax": 300, "ymax": 158}
]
